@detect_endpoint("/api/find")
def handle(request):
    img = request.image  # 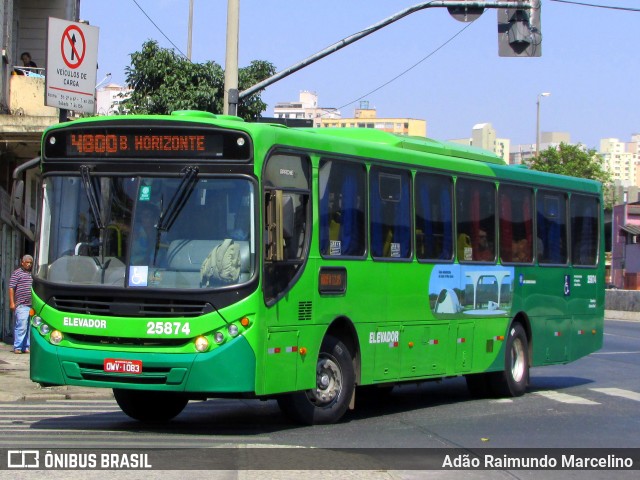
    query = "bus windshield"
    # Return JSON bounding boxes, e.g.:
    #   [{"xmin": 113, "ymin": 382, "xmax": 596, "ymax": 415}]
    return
[{"xmin": 36, "ymin": 174, "xmax": 255, "ymax": 289}]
